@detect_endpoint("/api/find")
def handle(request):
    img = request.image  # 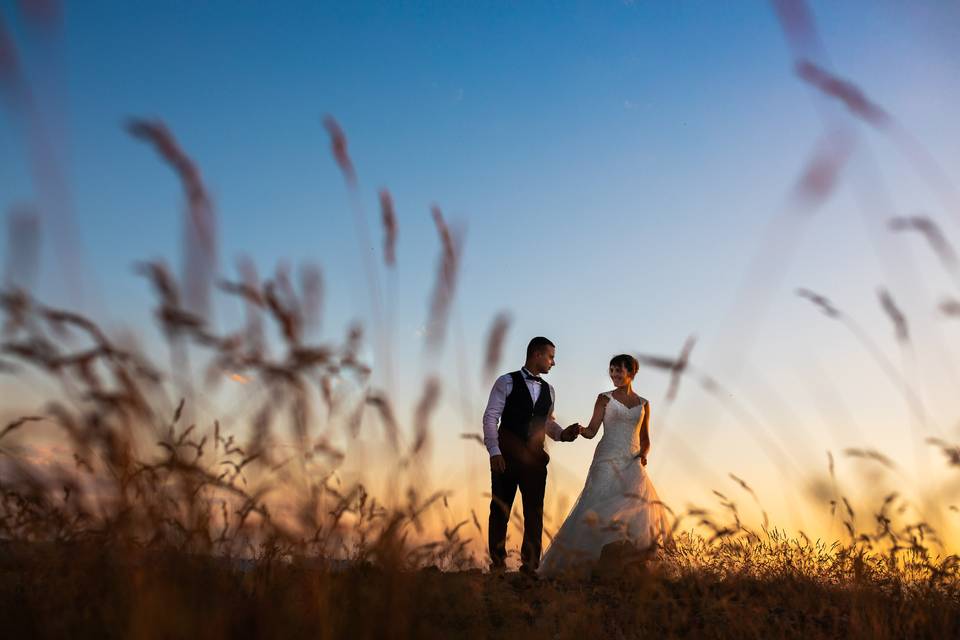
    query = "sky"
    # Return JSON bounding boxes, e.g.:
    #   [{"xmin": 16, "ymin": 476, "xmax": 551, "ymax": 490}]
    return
[{"xmin": 2, "ymin": 0, "xmax": 960, "ymax": 548}]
